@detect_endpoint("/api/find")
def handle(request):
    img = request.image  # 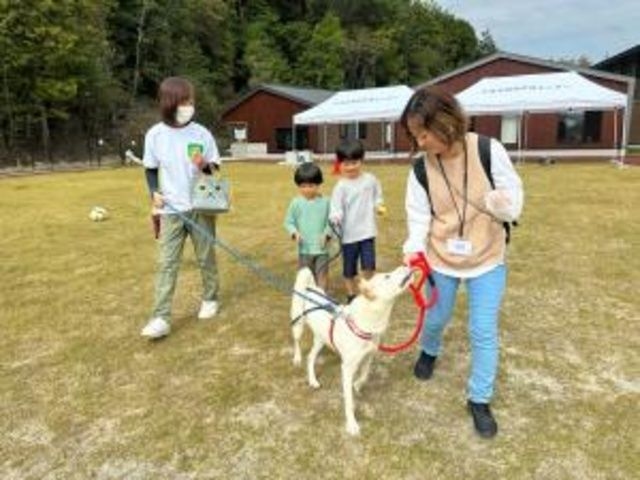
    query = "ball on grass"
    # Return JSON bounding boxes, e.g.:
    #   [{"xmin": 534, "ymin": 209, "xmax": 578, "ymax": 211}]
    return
[{"xmin": 89, "ymin": 206, "xmax": 109, "ymax": 222}]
